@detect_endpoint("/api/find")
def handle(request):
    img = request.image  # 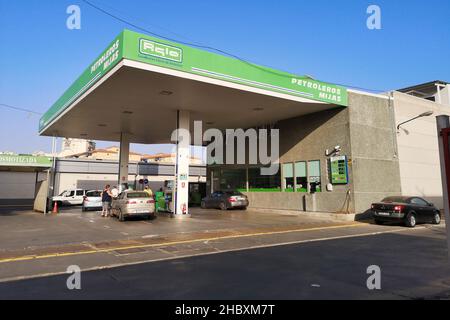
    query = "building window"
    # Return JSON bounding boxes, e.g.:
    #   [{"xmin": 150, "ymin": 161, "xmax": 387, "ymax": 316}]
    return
[
  {"xmin": 283, "ymin": 163, "xmax": 294, "ymax": 192},
  {"xmin": 295, "ymin": 161, "xmax": 307, "ymax": 192},
  {"xmin": 308, "ymin": 160, "xmax": 321, "ymax": 192},
  {"xmin": 220, "ymin": 168, "xmax": 246, "ymax": 190},
  {"xmin": 247, "ymin": 166, "xmax": 281, "ymax": 192}
]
